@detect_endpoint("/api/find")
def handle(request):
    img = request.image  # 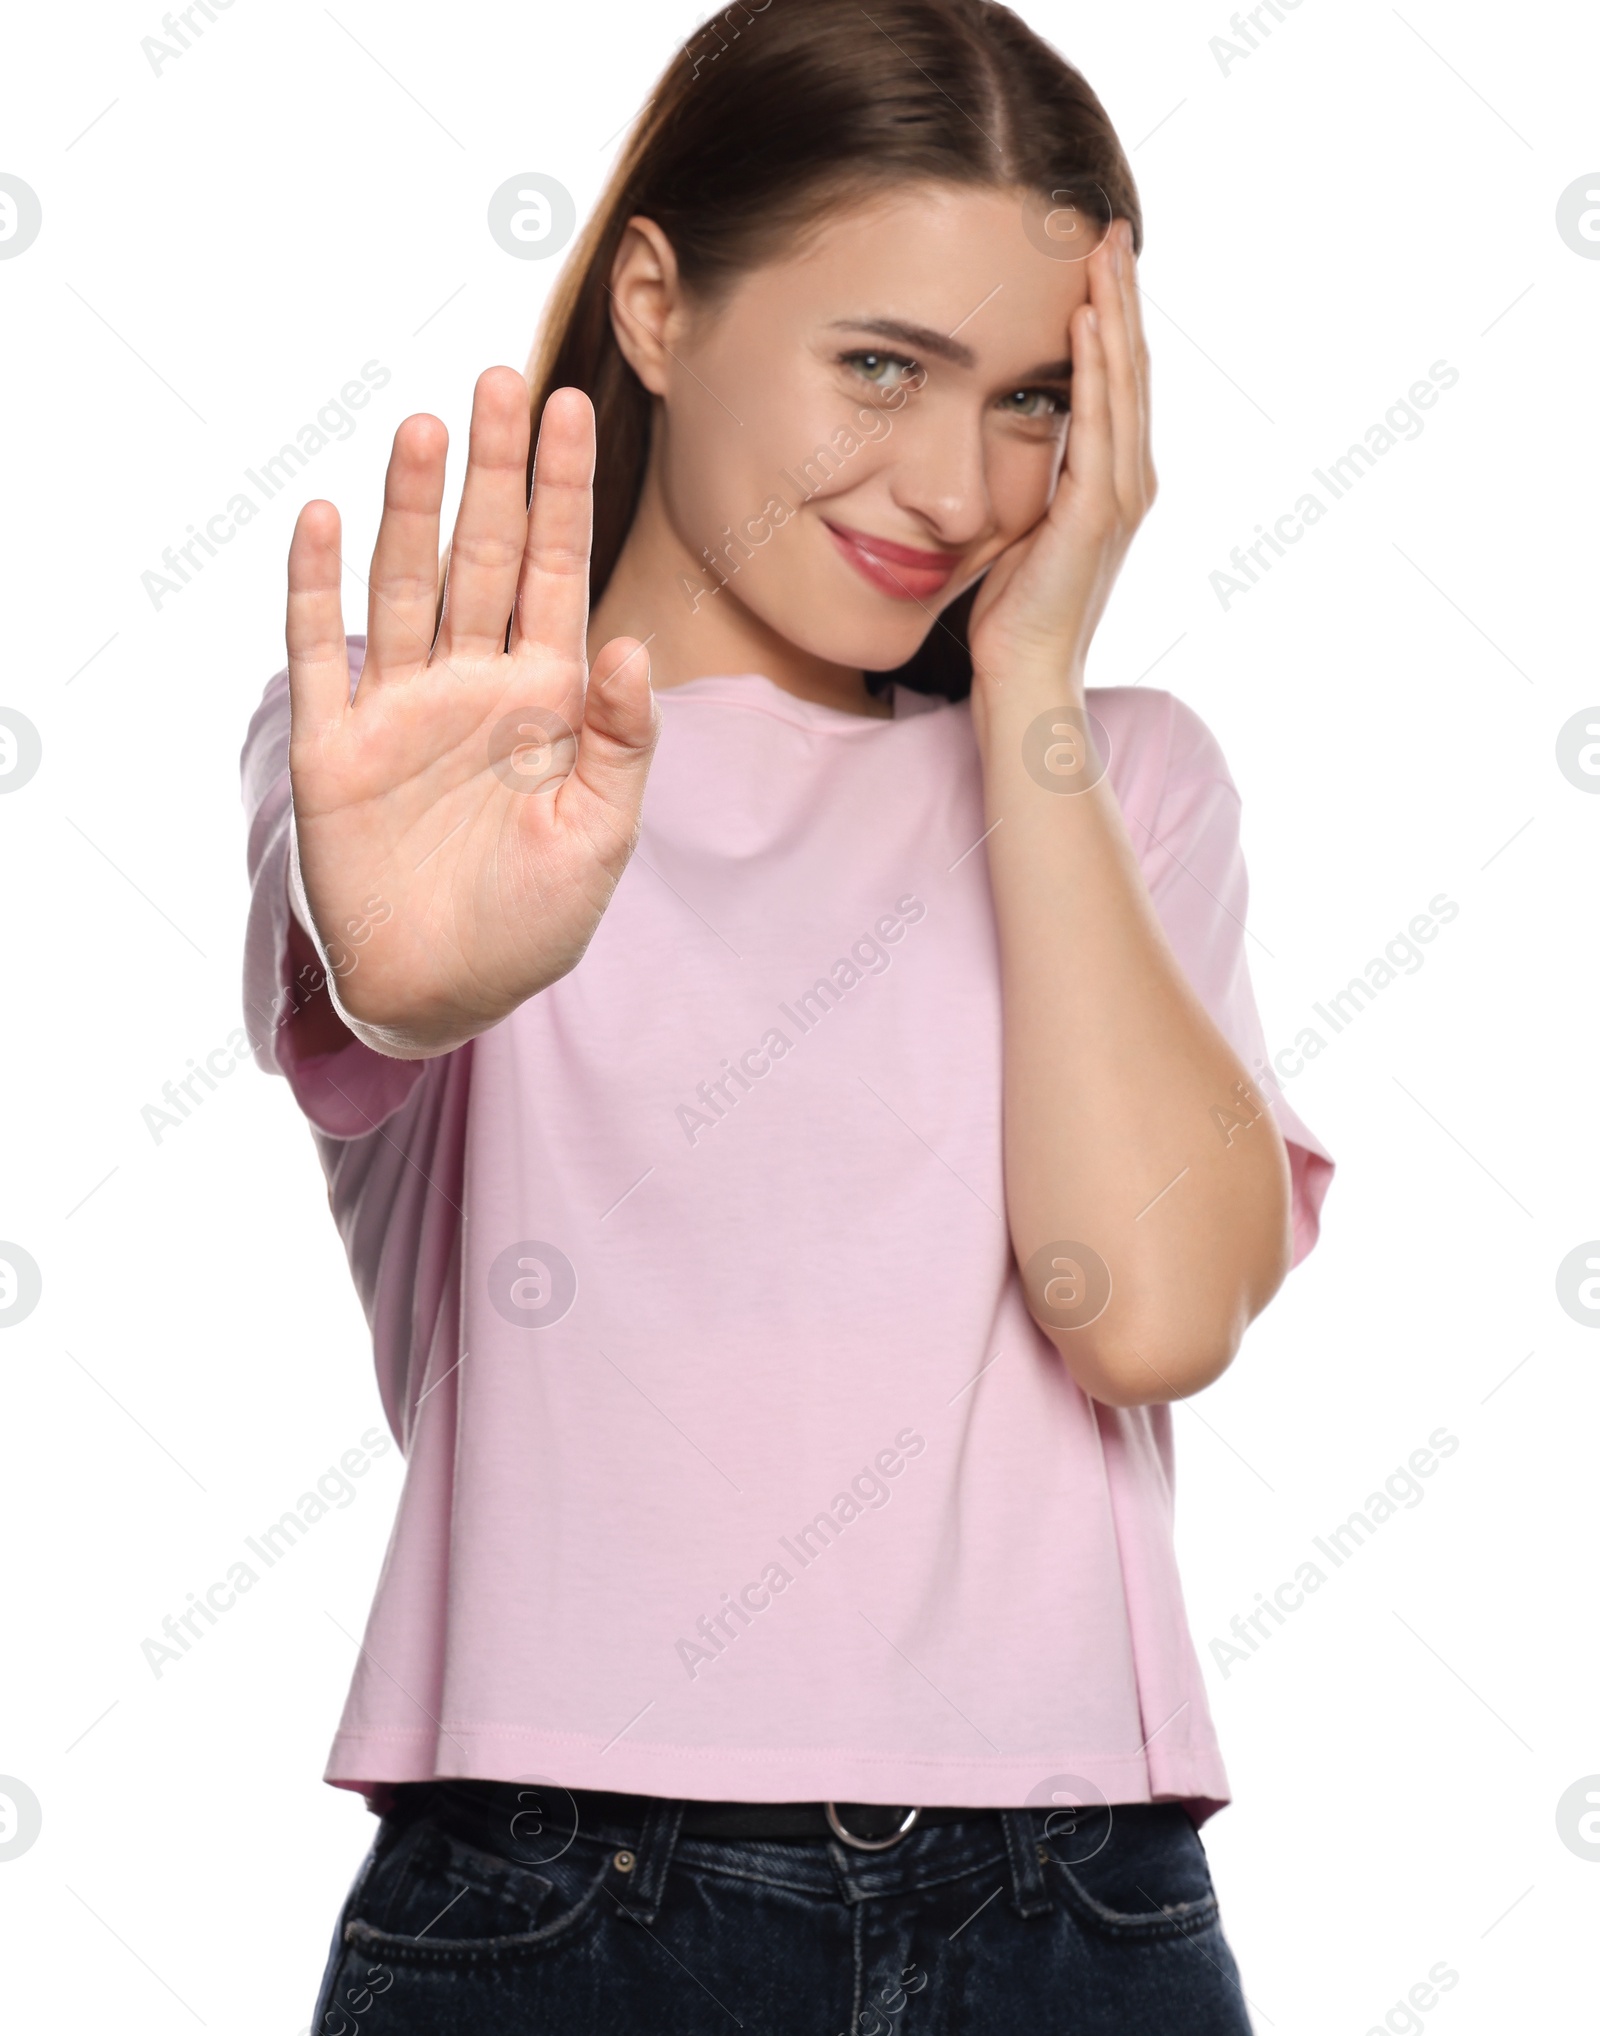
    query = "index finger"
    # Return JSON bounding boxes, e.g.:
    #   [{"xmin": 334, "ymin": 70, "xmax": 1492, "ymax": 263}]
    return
[
  {"xmin": 1087, "ymin": 218, "xmax": 1152, "ymax": 512},
  {"xmin": 509, "ymin": 386, "xmax": 596, "ymax": 667}
]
